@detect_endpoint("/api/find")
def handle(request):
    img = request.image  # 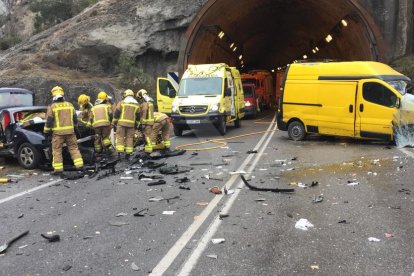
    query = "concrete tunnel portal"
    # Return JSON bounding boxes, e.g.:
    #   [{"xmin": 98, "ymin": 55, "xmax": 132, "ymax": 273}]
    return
[{"xmin": 178, "ymin": 0, "xmax": 386, "ymax": 73}]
